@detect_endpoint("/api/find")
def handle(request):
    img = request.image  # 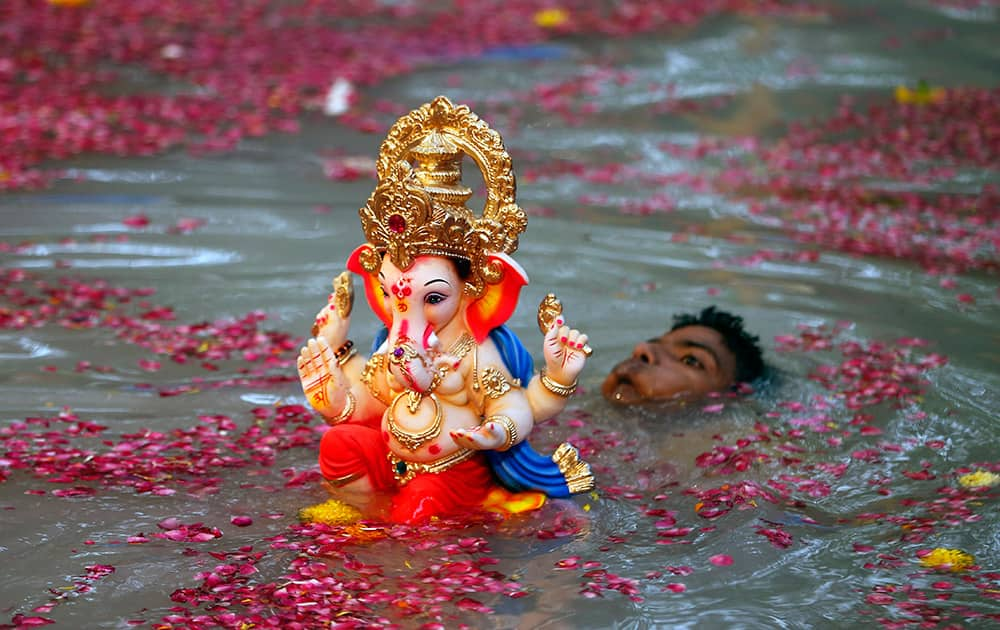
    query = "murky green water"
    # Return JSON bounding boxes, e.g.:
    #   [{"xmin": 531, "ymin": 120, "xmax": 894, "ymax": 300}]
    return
[{"xmin": 2, "ymin": 2, "xmax": 998, "ymax": 628}]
